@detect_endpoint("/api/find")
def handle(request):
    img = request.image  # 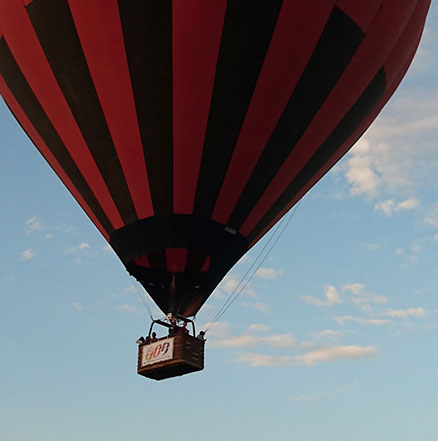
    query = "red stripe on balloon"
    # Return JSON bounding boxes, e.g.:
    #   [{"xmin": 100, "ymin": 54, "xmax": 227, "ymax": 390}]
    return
[
  {"xmin": 172, "ymin": 0, "xmax": 226, "ymax": 214},
  {"xmin": 249, "ymin": 4, "xmax": 427, "ymax": 247},
  {"xmin": 211, "ymin": 0, "xmax": 333, "ymax": 225},
  {"xmin": 200, "ymin": 256, "xmax": 211, "ymax": 272},
  {"xmin": 382, "ymin": 0, "xmax": 430, "ymax": 80},
  {"xmin": 166, "ymin": 249, "xmax": 189, "ymax": 273},
  {"xmin": 133, "ymin": 255, "xmax": 151, "ymax": 268},
  {"xmin": 240, "ymin": 0, "xmax": 419, "ymax": 236},
  {"xmin": 68, "ymin": 0, "xmax": 154, "ymax": 220},
  {"xmin": 0, "ymin": 0, "xmax": 124, "ymax": 229},
  {"xmin": 0, "ymin": 75, "xmax": 109, "ymax": 240}
]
